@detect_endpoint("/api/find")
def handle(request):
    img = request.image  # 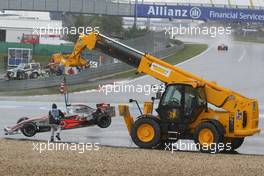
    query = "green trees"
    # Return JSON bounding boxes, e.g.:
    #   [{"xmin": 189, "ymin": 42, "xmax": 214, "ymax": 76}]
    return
[
  {"xmin": 66, "ymin": 15, "xmax": 123, "ymax": 42},
  {"xmin": 65, "ymin": 14, "xmax": 150, "ymax": 42},
  {"xmin": 123, "ymin": 25, "xmax": 149, "ymax": 39}
]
